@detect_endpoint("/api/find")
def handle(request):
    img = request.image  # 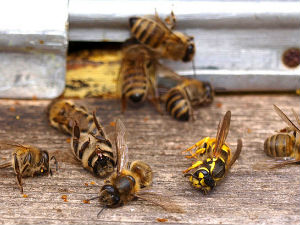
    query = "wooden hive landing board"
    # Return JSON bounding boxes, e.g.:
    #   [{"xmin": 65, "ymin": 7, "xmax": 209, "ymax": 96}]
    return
[{"xmin": 0, "ymin": 94, "xmax": 299, "ymax": 224}]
